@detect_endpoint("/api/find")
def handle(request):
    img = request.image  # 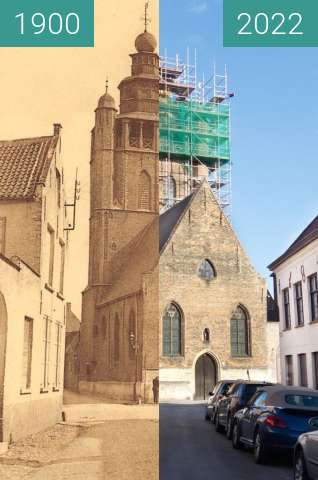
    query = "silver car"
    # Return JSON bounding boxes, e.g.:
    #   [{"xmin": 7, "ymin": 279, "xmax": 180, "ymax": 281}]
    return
[{"xmin": 294, "ymin": 429, "xmax": 318, "ymax": 480}]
